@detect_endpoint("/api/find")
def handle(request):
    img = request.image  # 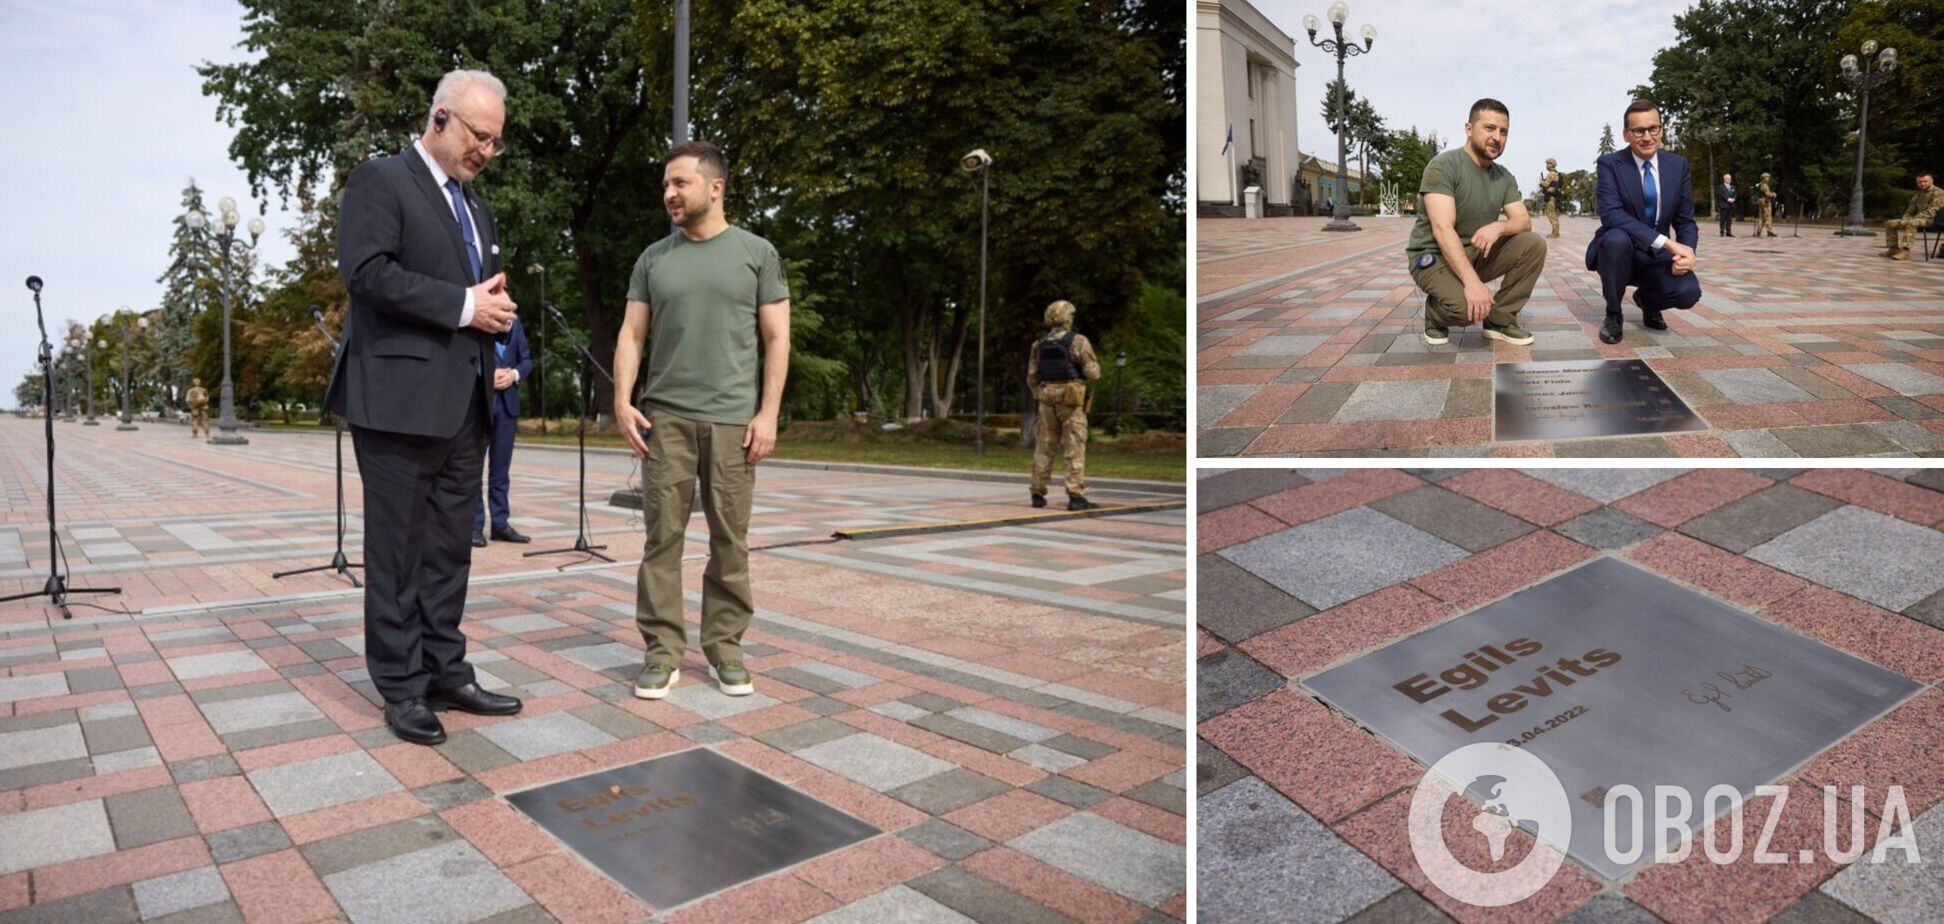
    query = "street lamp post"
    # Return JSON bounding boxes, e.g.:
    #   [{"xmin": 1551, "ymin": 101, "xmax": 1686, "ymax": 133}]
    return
[
  {"xmin": 117, "ymin": 312, "xmax": 147, "ymax": 430},
  {"xmin": 184, "ymin": 198, "xmax": 265, "ymax": 444},
  {"xmin": 960, "ymin": 148, "xmax": 994, "ymax": 456},
  {"xmin": 1112, "ymin": 350, "xmax": 1126, "ymax": 437},
  {"xmin": 83, "ymin": 337, "xmax": 100, "ymax": 425},
  {"xmin": 1305, "ymin": 2, "xmax": 1376, "ymax": 233},
  {"xmin": 1836, "ymin": 40, "xmax": 1896, "ymax": 237},
  {"xmin": 528, "ymin": 262, "xmax": 548, "ymax": 436}
]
